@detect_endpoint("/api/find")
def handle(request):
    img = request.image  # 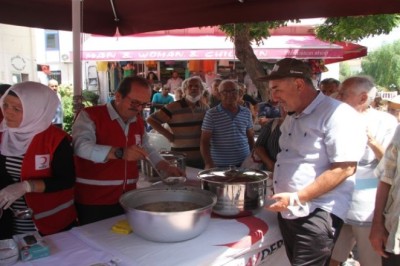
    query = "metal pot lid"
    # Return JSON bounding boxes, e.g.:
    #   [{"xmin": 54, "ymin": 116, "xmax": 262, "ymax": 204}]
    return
[{"xmin": 197, "ymin": 167, "xmax": 268, "ymax": 183}]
